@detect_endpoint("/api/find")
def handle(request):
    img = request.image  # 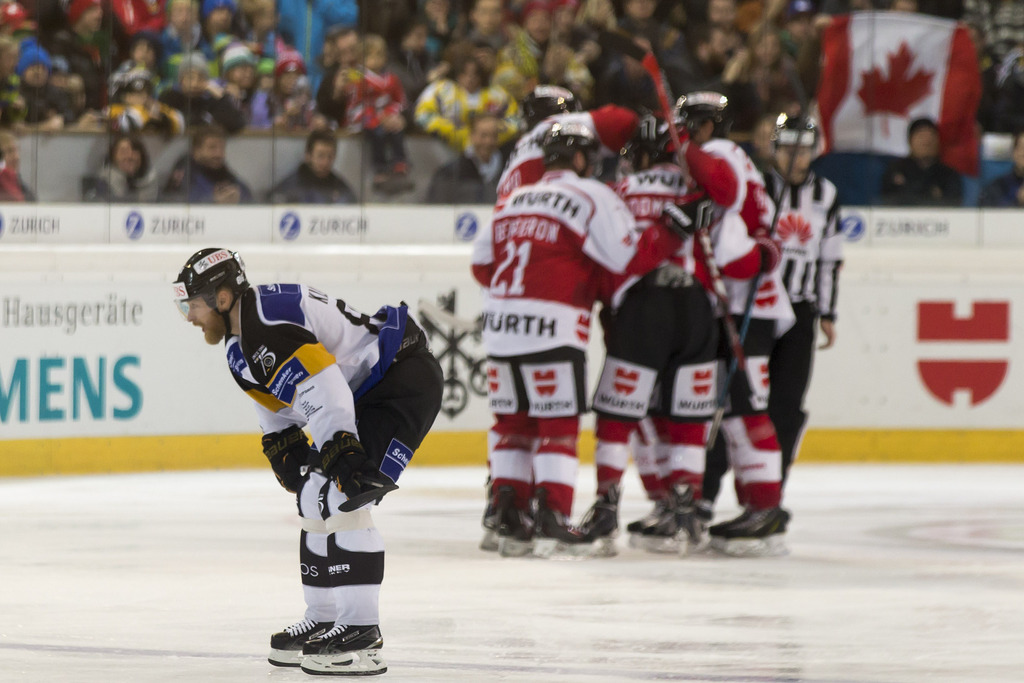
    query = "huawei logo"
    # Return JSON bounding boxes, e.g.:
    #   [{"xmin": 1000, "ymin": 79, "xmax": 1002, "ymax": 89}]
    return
[{"xmin": 776, "ymin": 213, "xmax": 813, "ymax": 244}]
